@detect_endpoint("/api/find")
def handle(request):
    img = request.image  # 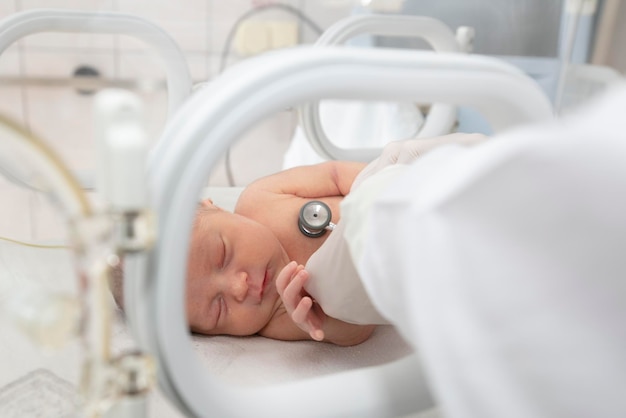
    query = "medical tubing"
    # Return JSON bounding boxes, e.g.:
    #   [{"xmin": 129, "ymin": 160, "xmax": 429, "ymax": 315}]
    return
[
  {"xmin": 0, "ymin": 112, "xmax": 126, "ymax": 415},
  {"xmin": 0, "ymin": 114, "xmax": 87, "ymax": 353},
  {"xmin": 0, "ymin": 9, "xmax": 192, "ymax": 118},
  {"xmin": 218, "ymin": 3, "xmax": 323, "ymax": 74},
  {"xmin": 0, "ymin": 235, "xmax": 68, "ymax": 249},
  {"xmin": 219, "ymin": 3, "xmax": 323, "ymax": 186},
  {"xmin": 0, "ymin": 113, "xmax": 90, "ymax": 217},
  {"xmin": 0, "ymin": 113, "xmax": 103, "ymax": 413}
]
